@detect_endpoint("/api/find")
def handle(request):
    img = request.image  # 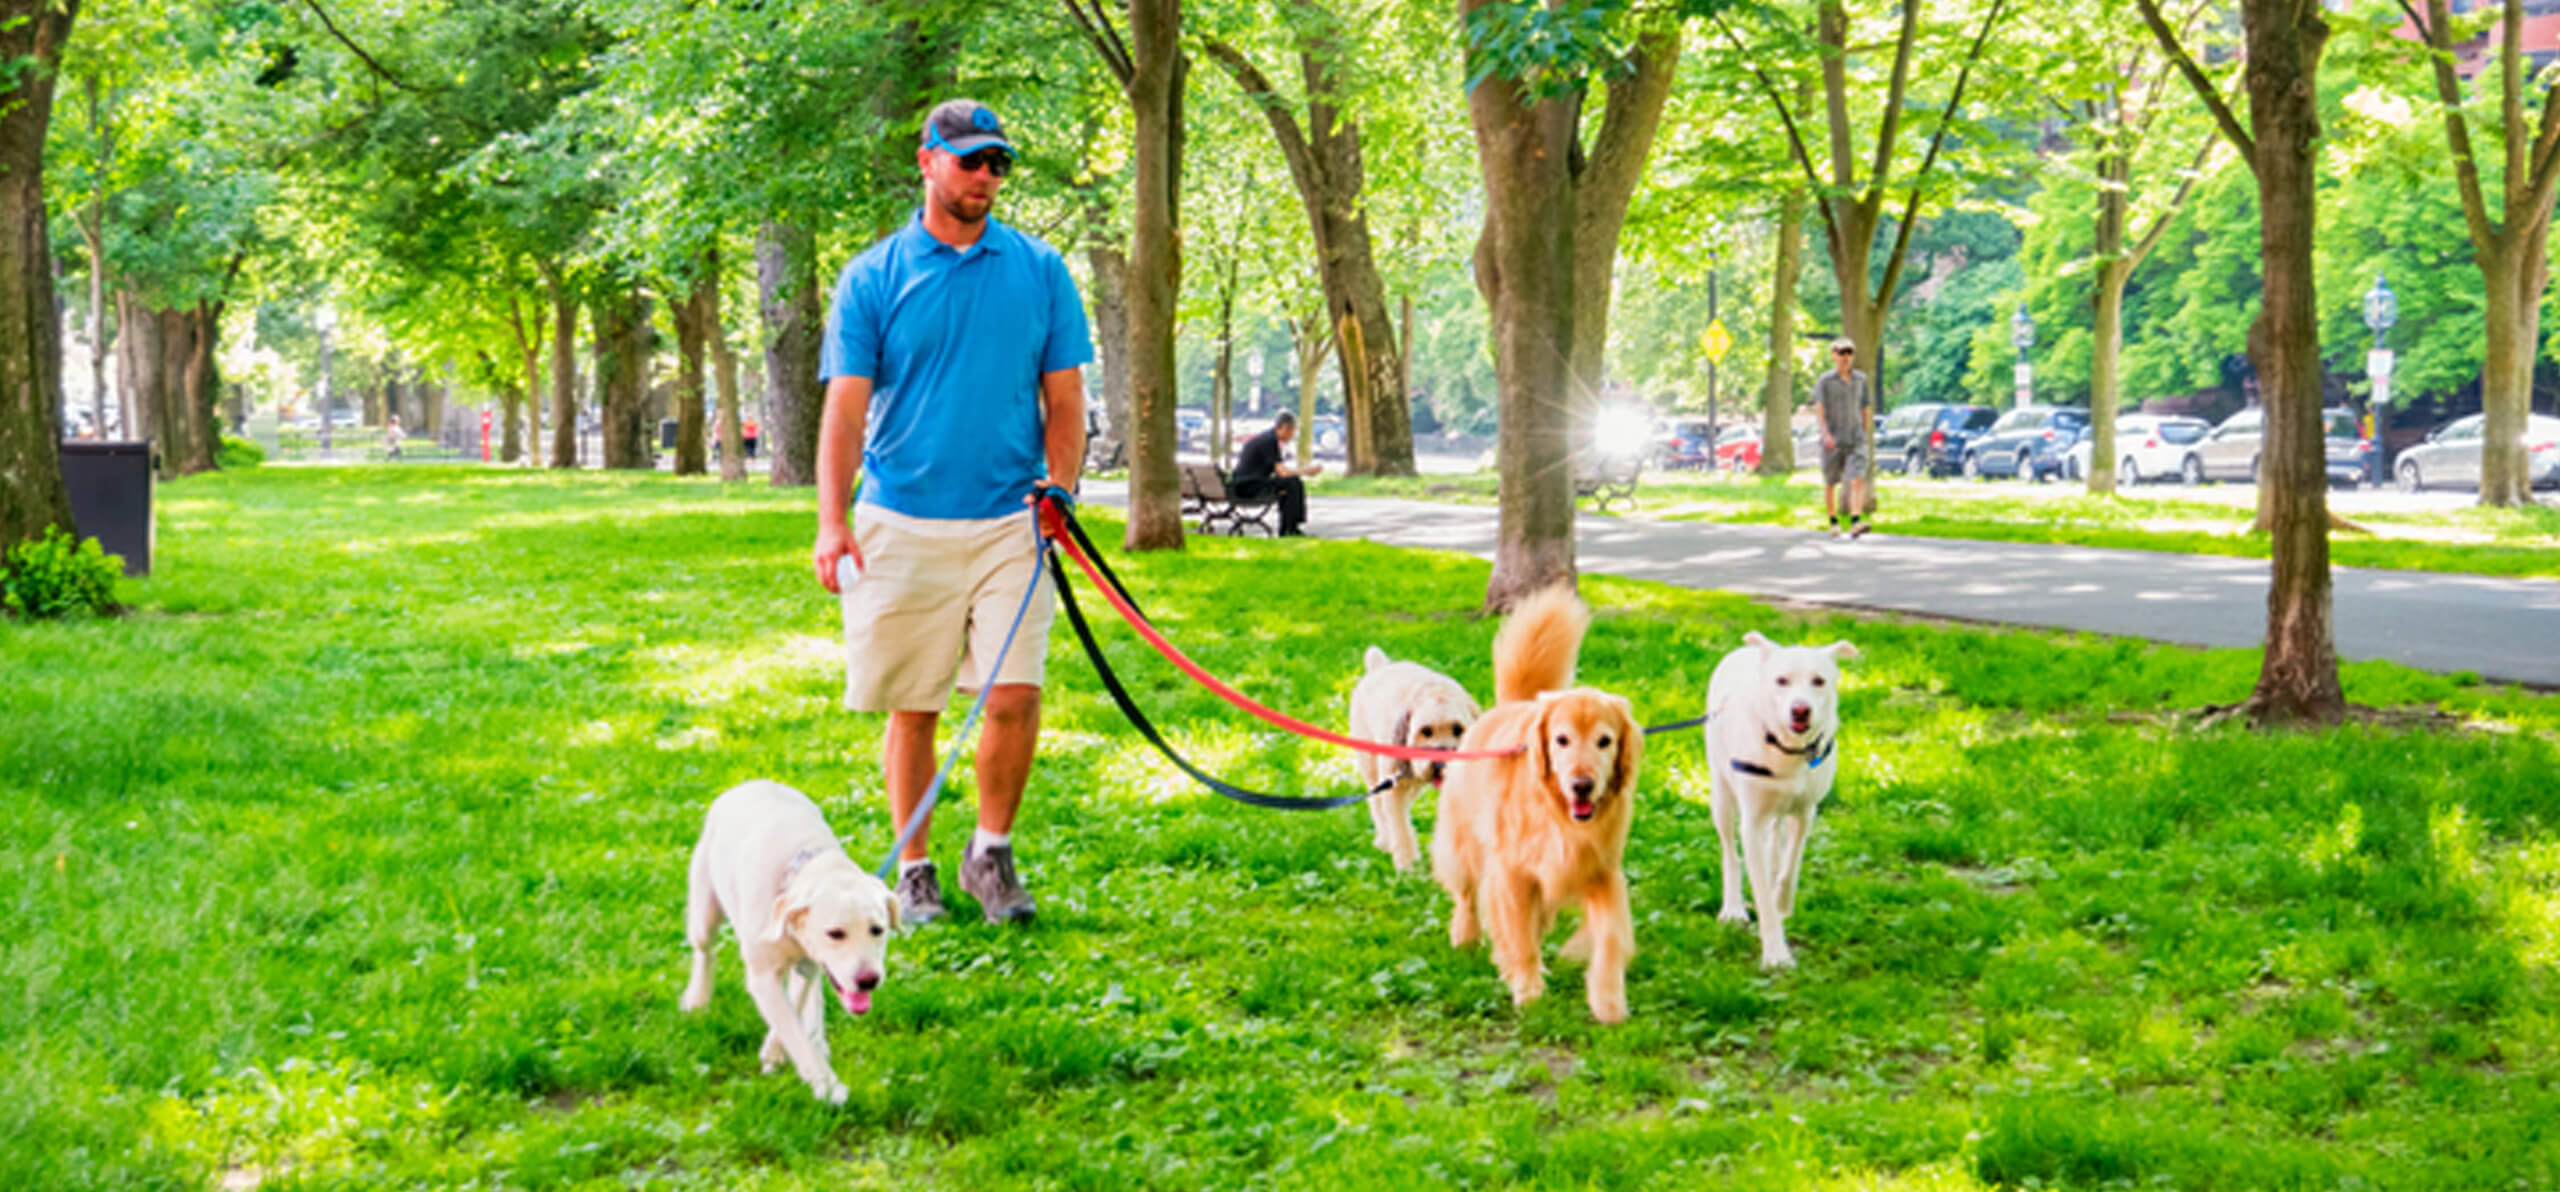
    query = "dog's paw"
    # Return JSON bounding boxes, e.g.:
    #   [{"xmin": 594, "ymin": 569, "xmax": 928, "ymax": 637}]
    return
[
  {"xmin": 760, "ymin": 1035, "xmax": 787, "ymax": 1069},
  {"xmin": 1759, "ymin": 948, "xmax": 1797, "ymax": 970},
  {"xmin": 1507, "ymin": 975, "xmax": 1545, "ymax": 1007},
  {"xmin": 811, "ymin": 1076, "xmax": 850, "ymax": 1105},
  {"xmin": 1557, "ymin": 927, "xmax": 1592, "ymax": 965},
  {"xmin": 1448, "ymin": 915, "xmax": 1481, "ymax": 950},
  {"xmin": 1717, "ymin": 904, "xmax": 1752, "ymax": 926},
  {"xmin": 1588, "ymin": 993, "xmax": 1628, "ymax": 1024},
  {"xmin": 679, "ymin": 985, "xmax": 710, "ymax": 1013}
]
